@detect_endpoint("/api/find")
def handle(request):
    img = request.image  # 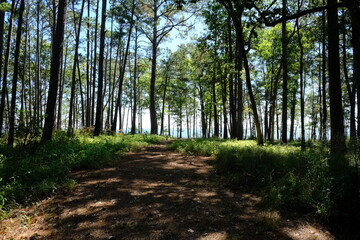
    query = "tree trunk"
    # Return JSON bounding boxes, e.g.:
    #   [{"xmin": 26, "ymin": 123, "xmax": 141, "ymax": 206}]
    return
[
  {"xmin": 347, "ymin": 1, "xmax": 360, "ymax": 136},
  {"xmin": 131, "ymin": 27, "xmax": 138, "ymax": 134},
  {"xmin": 342, "ymin": 24, "xmax": 356, "ymax": 140},
  {"xmin": 160, "ymin": 75, "xmax": 168, "ymax": 135},
  {"xmin": 94, "ymin": 0, "xmax": 107, "ymax": 136},
  {"xmin": 0, "ymin": 0, "xmax": 14, "ymax": 136},
  {"xmin": 111, "ymin": 0, "xmax": 135, "ymax": 132},
  {"xmin": 227, "ymin": 16, "xmax": 237, "ymax": 139},
  {"xmin": 230, "ymin": 10, "xmax": 262, "ymax": 145},
  {"xmin": 327, "ymin": 0, "xmax": 346, "ymax": 157},
  {"xmin": 85, "ymin": 0, "xmax": 91, "ymax": 127},
  {"xmin": 149, "ymin": 1, "xmax": 159, "ymax": 134},
  {"xmin": 289, "ymin": 89, "xmax": 296, "ymax": 142},
  {"xmin": 68, "ymin": 0, "xmax": 85, "ymax": 134},
  {"xmin": 198, "ymin": 85, "xmax": 207, "ymax": 138},
  {"xmin": 0, "ymin": 0, "xmax": 5, "ymax": 111},
  {"xmin": 222, "ymin": 74, "xmax": 228, "ymax": 139},
  {"xmin": 321, "ymin": 0, "xmax": 327, "ymax": 140},
  {"xmin": 281, "ymin": 0, "xmax": 288, "ymax": 144},
  {"xmin": 296, "ymin": 18, "xmax": 306, "ymax": 151},
  {"xmin": 42, "ymin": 0, "xmax": 68, "ymax": 141},
  {"xmin": 212, "ymin": 70, "xmax": 219, "ymax": 137},
  {"xmin": 57, "ymin": 42, "xmax": 68, "ymax": 130},
  {"xmin": 91, "ymin": 0, "xmax": 100, "ymax": 126},
  {"xmin": 8, "ymin": 0, "xmax": 25, "ymax": 146}
]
